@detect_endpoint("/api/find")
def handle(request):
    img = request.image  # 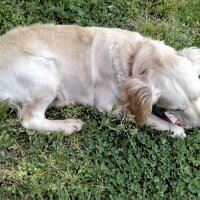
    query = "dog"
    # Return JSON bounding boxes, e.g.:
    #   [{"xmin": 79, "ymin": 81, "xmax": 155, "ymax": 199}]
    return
[{"xmin": 0, "ymin": 24, "xmax": 200, "ymax": 137}]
